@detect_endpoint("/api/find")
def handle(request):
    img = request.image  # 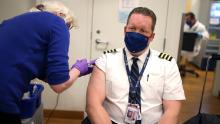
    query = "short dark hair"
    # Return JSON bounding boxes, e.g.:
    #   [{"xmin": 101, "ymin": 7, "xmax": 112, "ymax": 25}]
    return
[
  {"xmin": 185, "ymin": 12, "xmax": 196, "ymax": 20},
  {"xmin": 127, "ymin": 7, "xmax": 157, "ymax": 31}
]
